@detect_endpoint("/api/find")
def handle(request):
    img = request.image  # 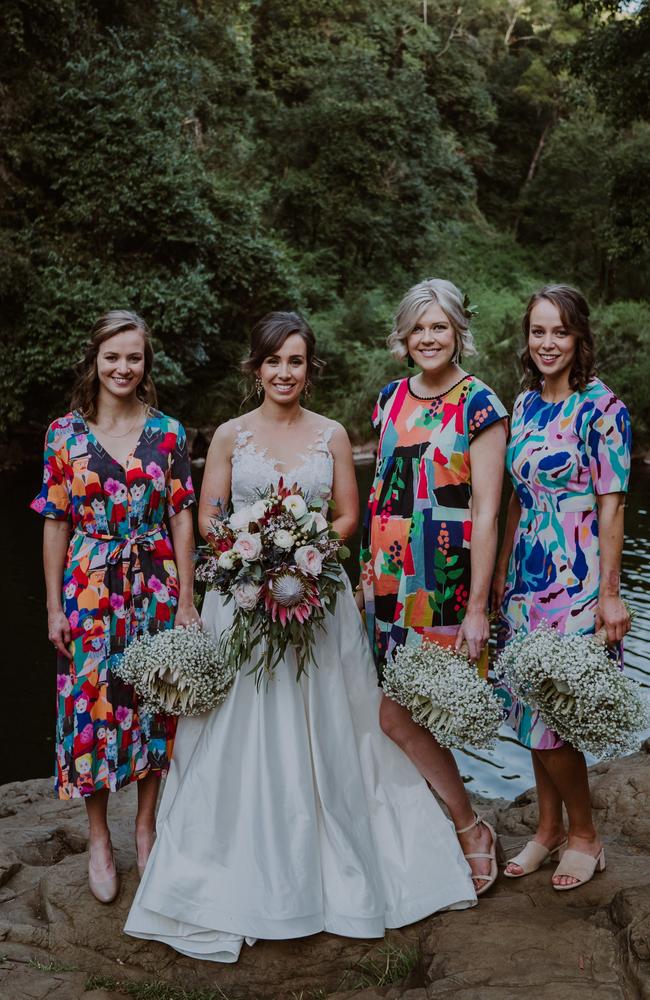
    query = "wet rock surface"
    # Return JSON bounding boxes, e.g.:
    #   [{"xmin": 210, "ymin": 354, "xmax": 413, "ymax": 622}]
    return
[{"xmin": 0, "ymin": 743, "xmax": 648, "ymax": 999}]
